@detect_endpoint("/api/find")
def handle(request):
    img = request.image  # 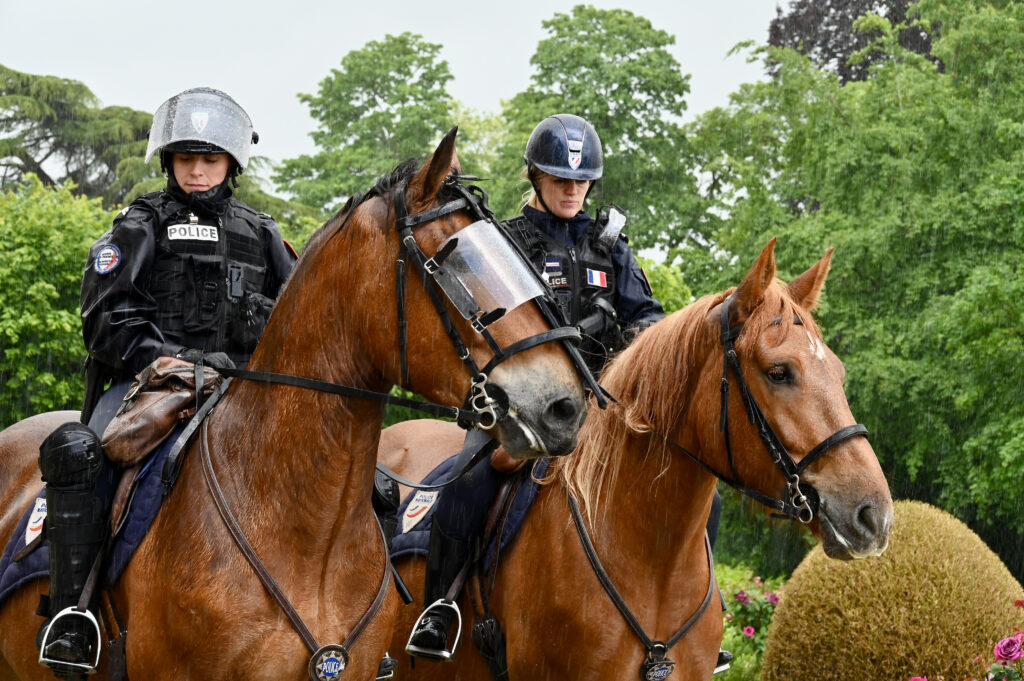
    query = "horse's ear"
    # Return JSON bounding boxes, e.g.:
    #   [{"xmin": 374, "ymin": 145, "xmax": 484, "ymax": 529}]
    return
[
  {"xmin": 730, "ymin": 238, "xmax": 777, "ymax": 324},
  {"xmin": 412, "ymin": 127, "xmax": 460, "ymax": 203},
  {"xmin": 786, "ymin": 247, "xmax": 833, "ymax": 313}
]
